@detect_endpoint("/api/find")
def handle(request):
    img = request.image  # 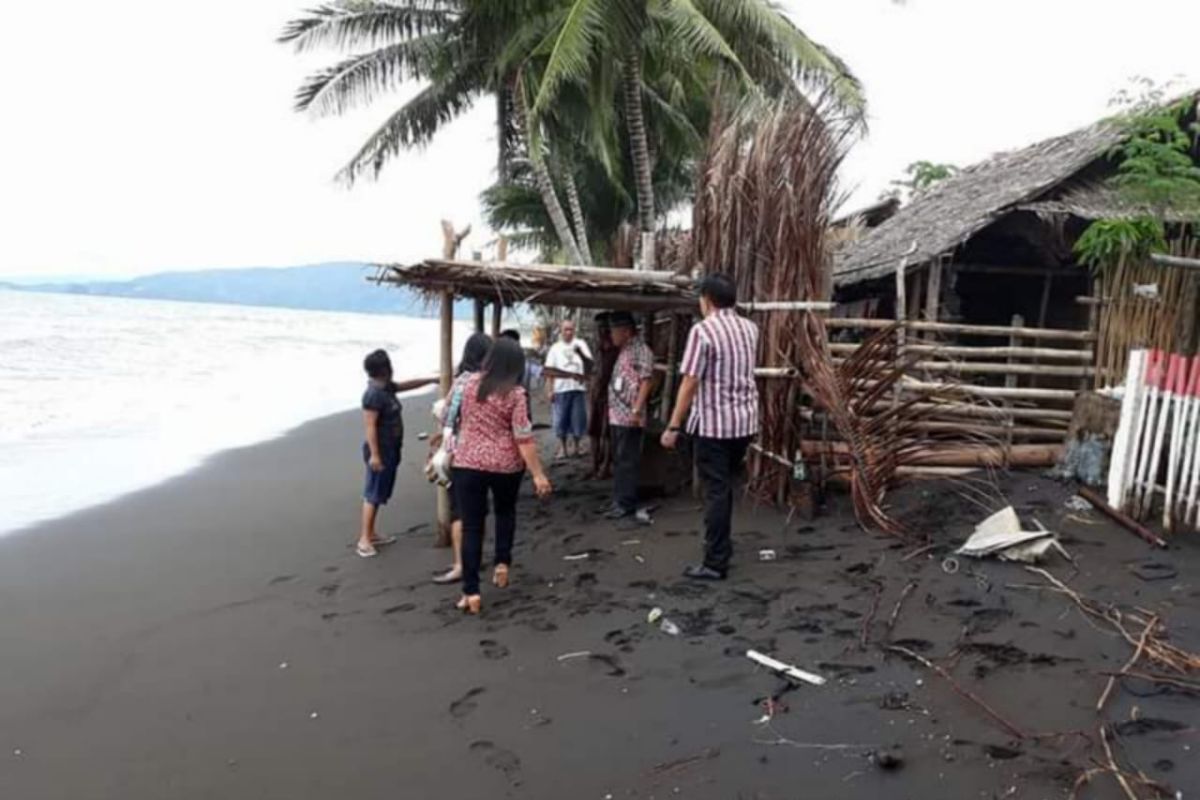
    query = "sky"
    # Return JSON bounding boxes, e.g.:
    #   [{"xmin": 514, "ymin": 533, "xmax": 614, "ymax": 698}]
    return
[{"xmin": 0, "ymin": 0, "xmax": 1198, "ymax": 280}]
